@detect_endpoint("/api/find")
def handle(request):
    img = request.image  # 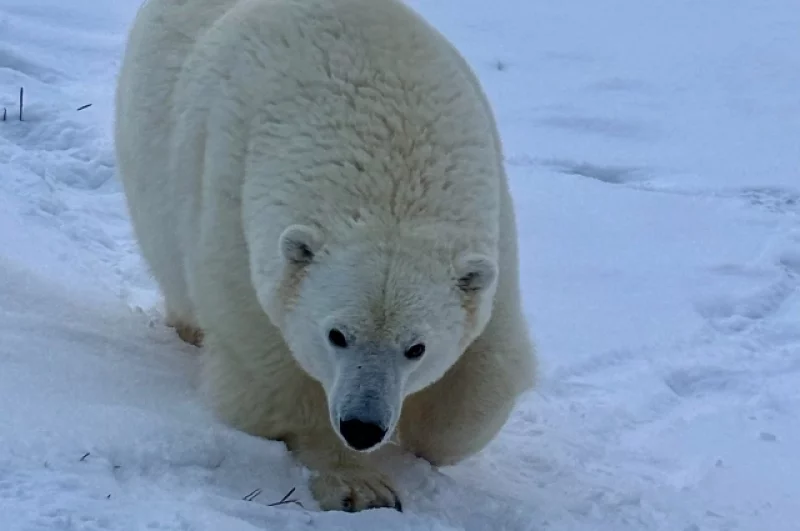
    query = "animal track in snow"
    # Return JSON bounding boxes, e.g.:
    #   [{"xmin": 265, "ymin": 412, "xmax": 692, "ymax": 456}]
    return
[
  {"xmin": 585, "ymin": 77, "xmax": 654, "ymax": 95},
  {"xmin": 536, "ymin": 114, "xmax": 658, "ymax": 141},
  {"xmin": 541, "ymin": 158, "xmax": 800, "ymax": 221},
  {"xmin": 694, "ymin": 275, "xmax": 797, "ymax": 335},
  {"xmin": 736, "ymin": 186, "xmax": 800, "ymax": 217},
  {"xmin": 663, "ymin": 366, "xmax": 754, "ymax": 399},
  {"xmin": 0, "ymin": 59, "xmax": 138, "ymax": 304},
  {"xmin": 0, "ymin": 105, "xmax": 115, "ymax": 191},
  {"xmin": 0, "ymin": 46, "xmax": 63, "ymax": 84},
  {"xmin": 541, "ymin": 158, "xmax": 651, "ymax": 185},
  {"xmin": 694, "ymin": 225, "xmax": 800, "ymax": 337}
]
